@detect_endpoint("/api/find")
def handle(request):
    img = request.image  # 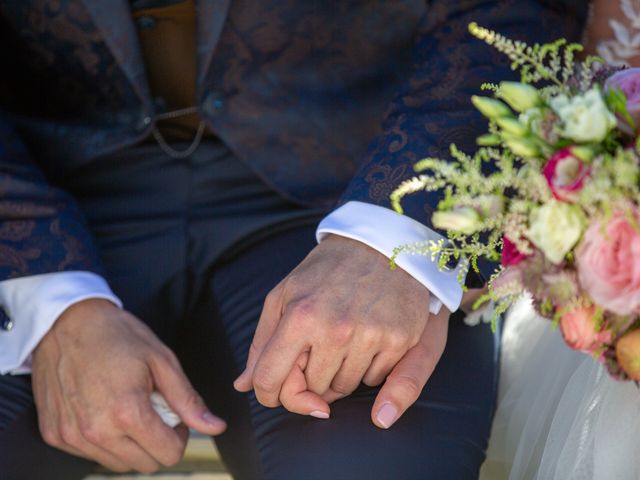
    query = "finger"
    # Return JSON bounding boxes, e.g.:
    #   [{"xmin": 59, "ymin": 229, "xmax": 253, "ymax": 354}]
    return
[
  {"xmin": 371, "ymin": 310, "xmax": 449, "ymax": 429},
  {"xmin": 102, "ymin": 435, "xmax": 161, "ymax": 474},
  {"xmin": 279, "ymin": 352, "xmax": 330, "ymax": 418},
  {"xmin": 56, "ymin": 438, "xmax": 131, "ymax": 473},
  {"xmin": 304, "ymin": 347, "xmax": 346, "ymax": 395},
  {"xmin": 362, "ymin": 350, "xmax": 406, "ymax": 387},
  {"xmin": 53, "ymin": 409, "xmax": 131, "ymax": 473},
  {"xmin": 328, "ymin": 349, "xmax": 377, "ymax": 397},
  {"xmin": 234, "ymin": 286, "xmax": 284, "ymax": 392},
  {"xmin": 149, "ymin": 355, "xmax": 227, "ymax": 436},
  {"xmin": 251, "ymin": 325, "xmax": 308, "ymax": 408},
  {"xmin": 120, "ymin": 392, "xmax": 189, "ymax": 468},
  {"xmin": 33, "ymin": 374, "xmax": 130, "ymax": 472}
]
